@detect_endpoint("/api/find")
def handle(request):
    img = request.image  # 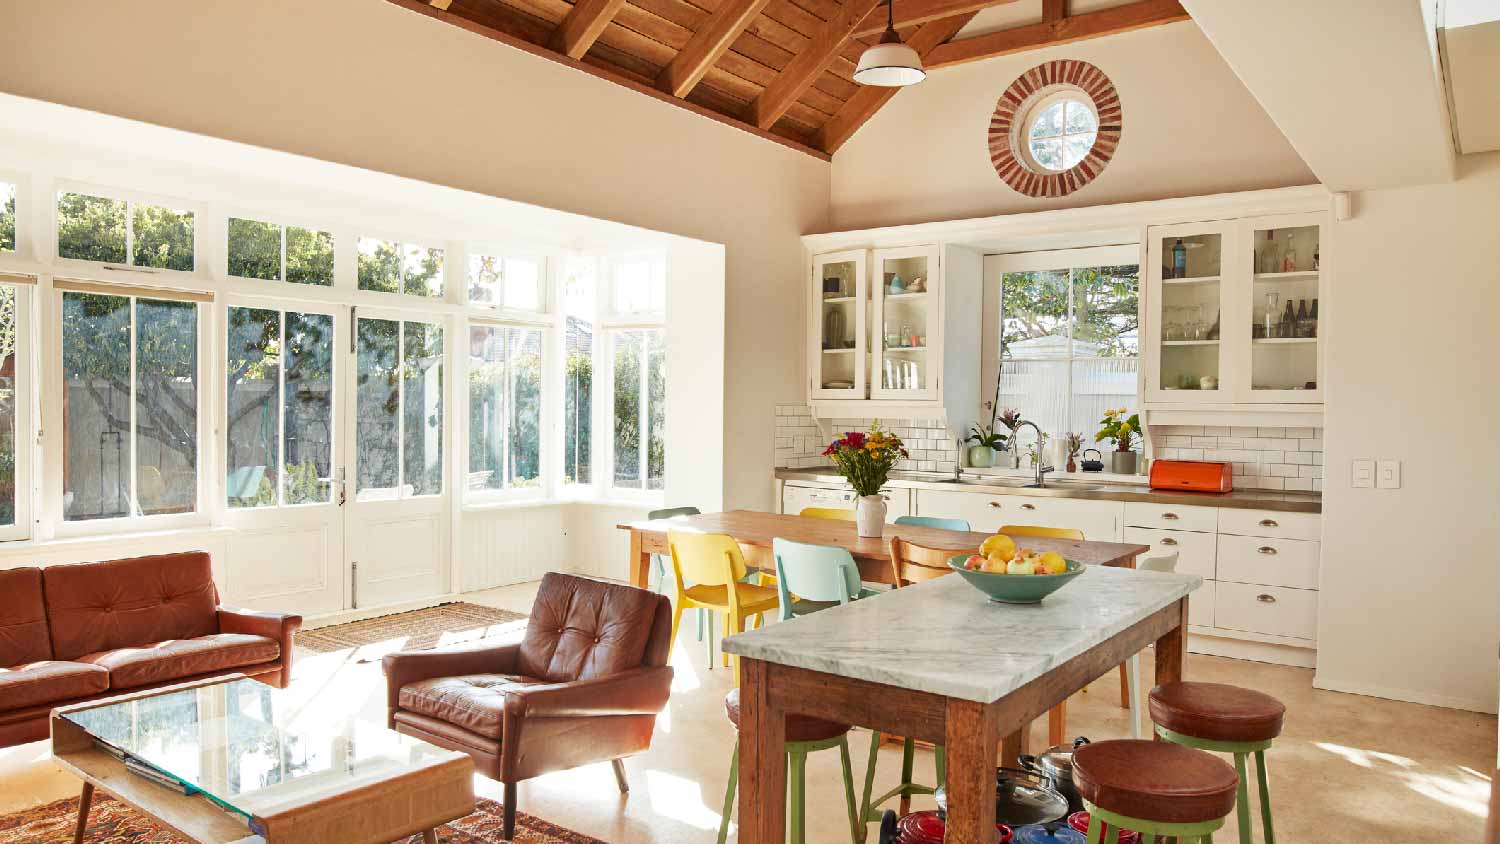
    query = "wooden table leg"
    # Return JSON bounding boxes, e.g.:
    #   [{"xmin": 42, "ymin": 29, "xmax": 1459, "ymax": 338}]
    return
[
  {"xmin": 1151, "ymin": 597, "xmax": 1189, "ymax": 741},
  {"xmin": 946, "ymin": 698, "xmax": 1001, "ymax": 844},
  {"xmin": 738, "ymin": 658, "xmax": 786, "ymax": 844},
  {"xmin": 628, "ymin": 529, "xmax": 651, "ymax": 589},
  {"xmin": 73, "ymin": 782, "xmax": 94, "ymax": 844},
  {"xmin": 422, "ymin": 830, "xmax": 438, "ymax": 844}
]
